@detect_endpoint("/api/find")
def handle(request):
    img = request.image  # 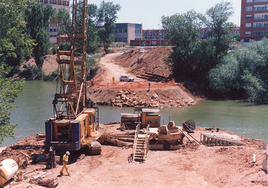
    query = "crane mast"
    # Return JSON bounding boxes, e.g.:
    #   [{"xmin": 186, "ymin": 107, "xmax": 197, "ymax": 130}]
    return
[{"xmin": 53, "ymin": 0, "xmax": 88, "ymax": 120}]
